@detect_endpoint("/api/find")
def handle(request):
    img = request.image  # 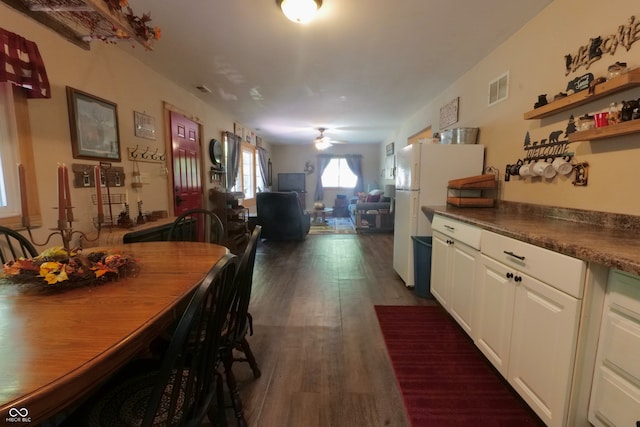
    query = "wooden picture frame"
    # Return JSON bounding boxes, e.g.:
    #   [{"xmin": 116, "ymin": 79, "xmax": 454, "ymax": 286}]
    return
[{"xmin": 66, "ymin": 86, "xmax": 121, "ymax": 161}]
